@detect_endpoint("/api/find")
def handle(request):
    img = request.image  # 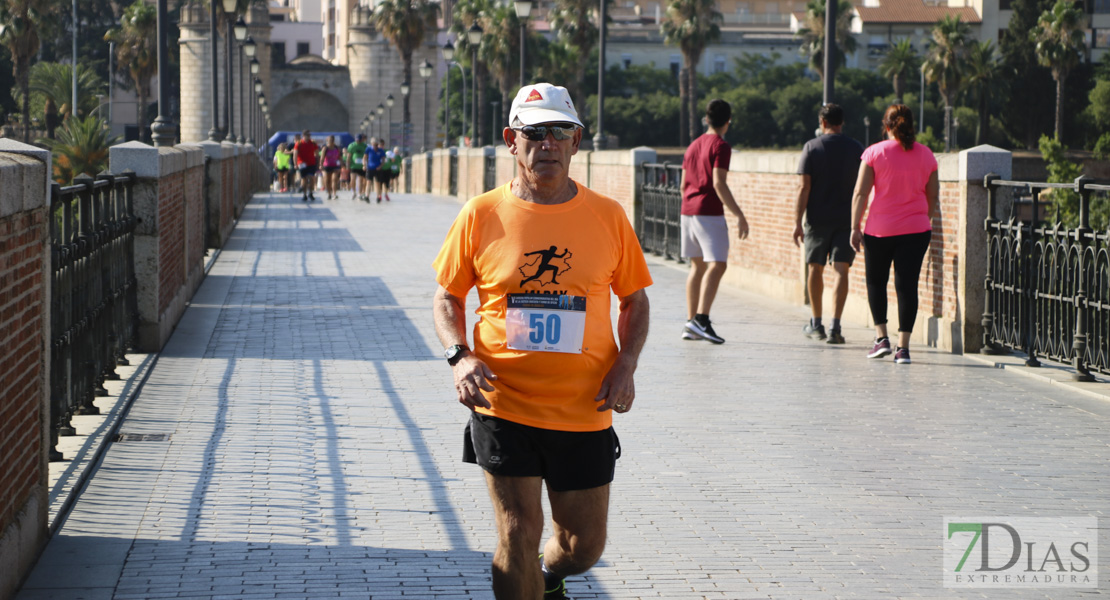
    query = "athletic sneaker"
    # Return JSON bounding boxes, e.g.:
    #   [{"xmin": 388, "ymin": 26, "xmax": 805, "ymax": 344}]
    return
[
  {"xmin": 894, "ymin": 347, "xmax": 911, "ymax": 364},
  {"xmin": 826, "ymin": 329, "xmax": 845, "ymax": 344},
  {"xmin": 376, "ymin": 195, "xmax": 382, "ymax": 203},
  {"xmin": 681, "ymin": 327, "xmax": 701, "ymax": 341},
  {"xmin": 867, "ymin": 337, "xmax": 892, "ymax": 359},
  {"xmin": 384, "ymin": 192, "xmax": 391, "ymax": 202},
  {"xmin": 685, "ymin": 319, "xmax": 725, "ymax": 344},
  {"xmin": 544, "ymin": 580, "xmax": 572, "ymax": 600},
  {"xmin": 803, "ymin": 323, "xmax": 827, "ymax": 341}
]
